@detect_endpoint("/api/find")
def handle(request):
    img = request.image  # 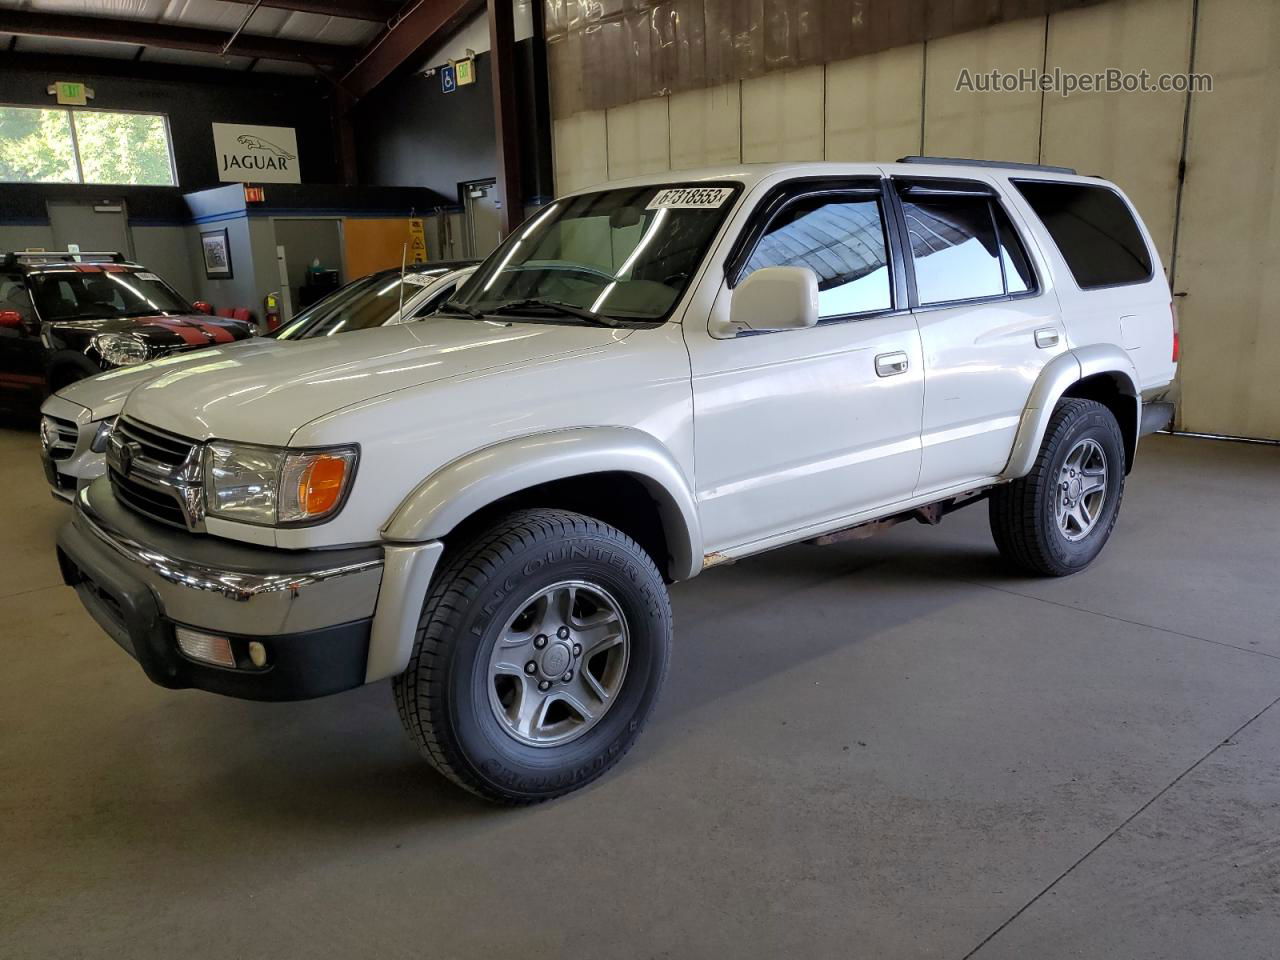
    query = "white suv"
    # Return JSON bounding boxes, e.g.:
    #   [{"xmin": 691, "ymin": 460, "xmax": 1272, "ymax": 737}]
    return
[{"xmin": 56, "ymin": 159, "xmax": 1177, "ymax": 804}]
